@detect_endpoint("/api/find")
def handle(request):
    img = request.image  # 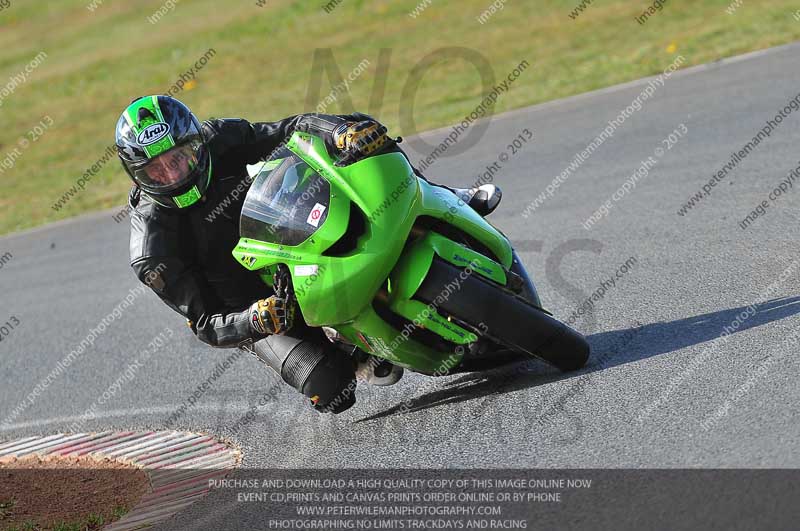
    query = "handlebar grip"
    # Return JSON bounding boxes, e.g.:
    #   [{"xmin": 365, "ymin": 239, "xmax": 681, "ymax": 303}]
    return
[{"xmin": 333, "ymin": 136, "xmax": 401, "ymax": 167}]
